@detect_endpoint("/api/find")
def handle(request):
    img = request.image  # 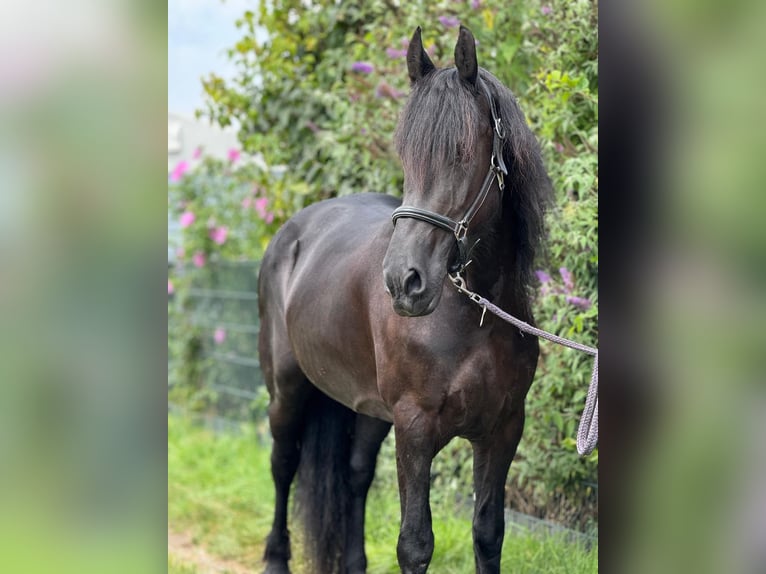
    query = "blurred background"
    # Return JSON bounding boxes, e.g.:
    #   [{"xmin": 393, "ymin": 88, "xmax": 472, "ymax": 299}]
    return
[
  {"xmin": 0, "ymin": 1, "xmax": 166, "ymax": 573},
  {"xmin": 0, "ymin": 0, "xmax": 764, "ymax": 572}
]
